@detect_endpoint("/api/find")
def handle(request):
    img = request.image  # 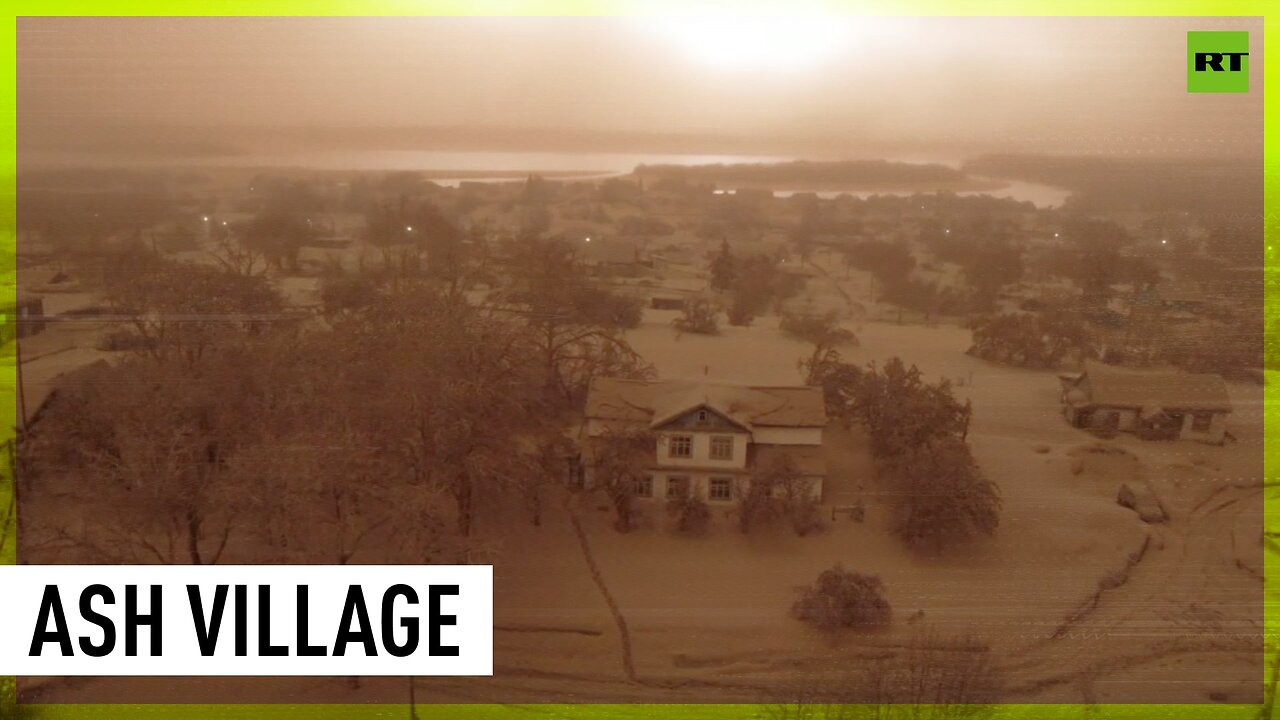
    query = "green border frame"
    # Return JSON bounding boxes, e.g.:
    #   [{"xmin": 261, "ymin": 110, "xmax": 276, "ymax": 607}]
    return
[{"xmin": 0, "ymin": 2, "xmax": 1275, "ymax": 717}]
